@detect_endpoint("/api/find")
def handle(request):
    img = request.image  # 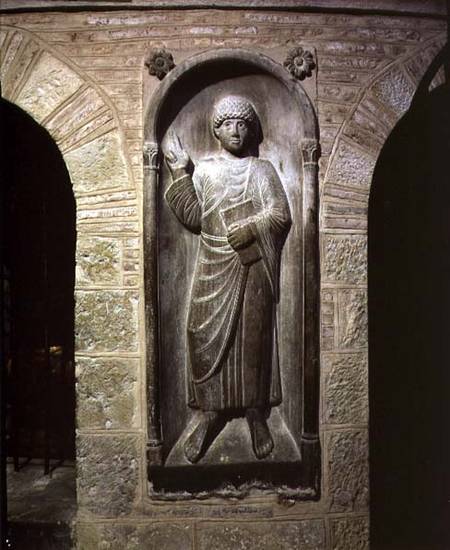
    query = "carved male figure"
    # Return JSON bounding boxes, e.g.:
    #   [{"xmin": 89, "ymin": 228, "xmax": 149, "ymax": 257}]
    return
[{"xmin": 164, "ymin": 95, "xmax": 291, "ymax": 463}]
